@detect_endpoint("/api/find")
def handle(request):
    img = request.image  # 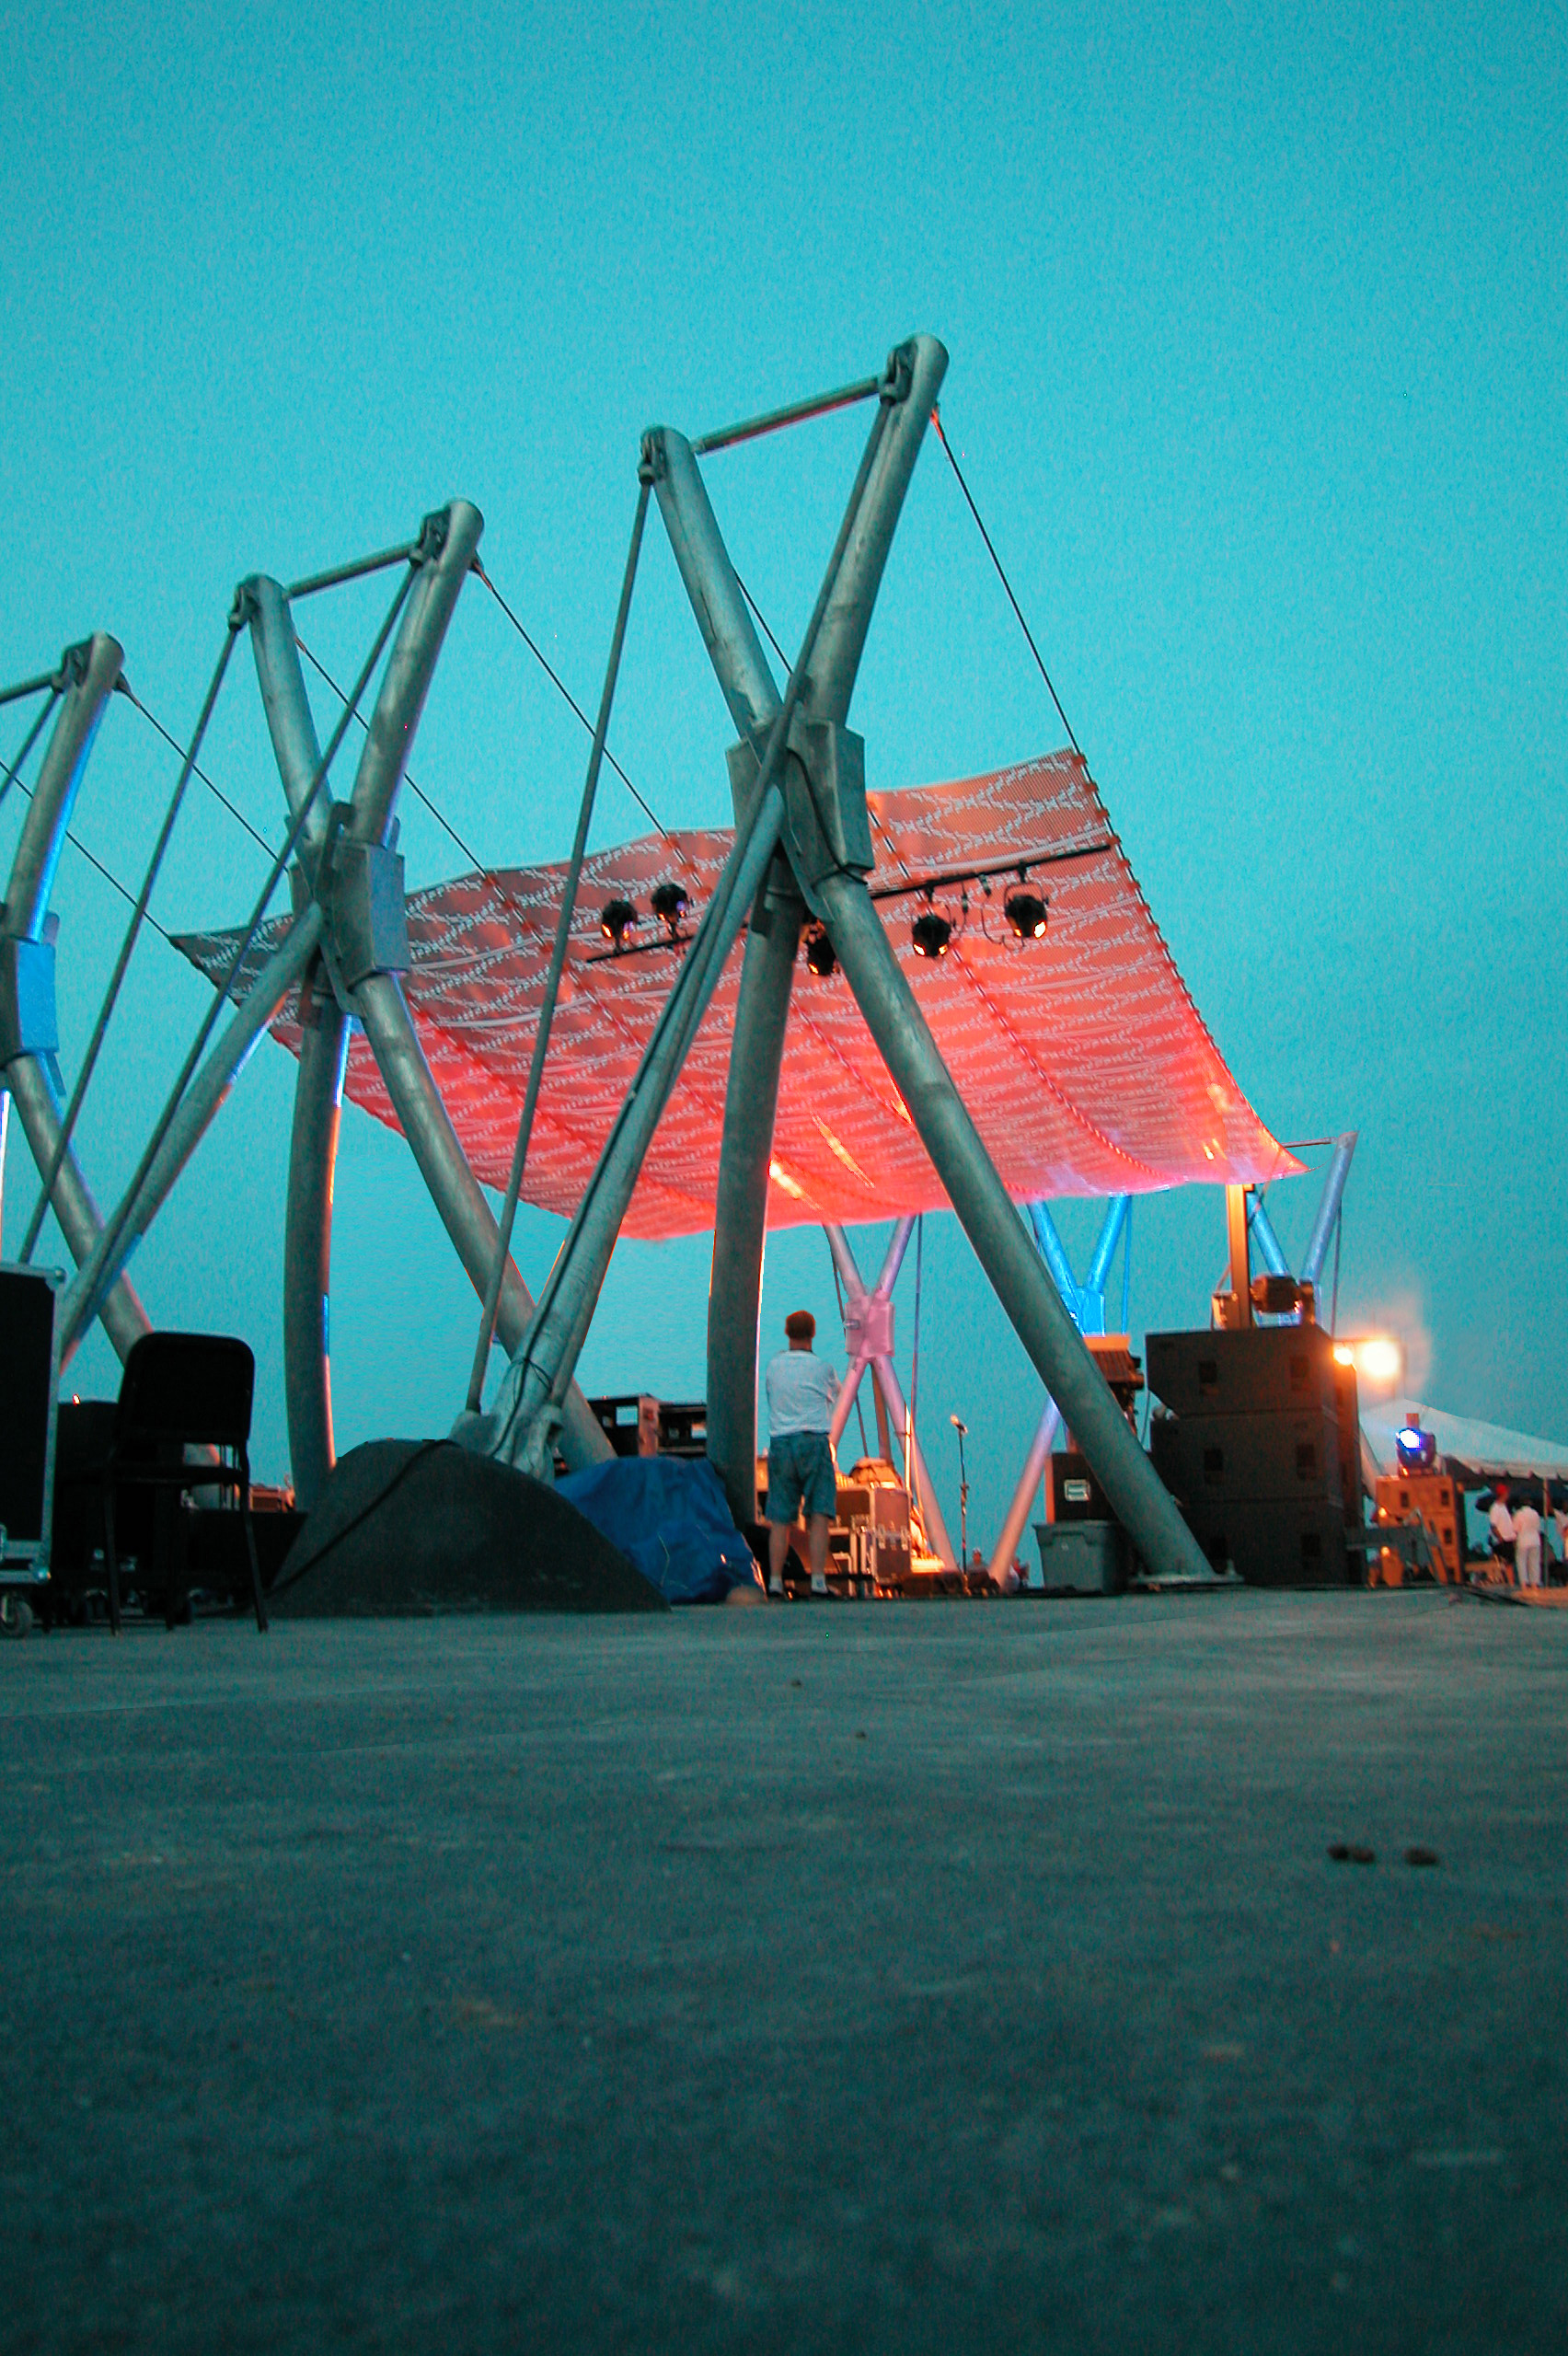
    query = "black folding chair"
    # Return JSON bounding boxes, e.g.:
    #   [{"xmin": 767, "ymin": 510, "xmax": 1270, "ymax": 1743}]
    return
[{"xmin": 88, "ymin": 1334, "xmax": 267, "ymax": 1634}]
